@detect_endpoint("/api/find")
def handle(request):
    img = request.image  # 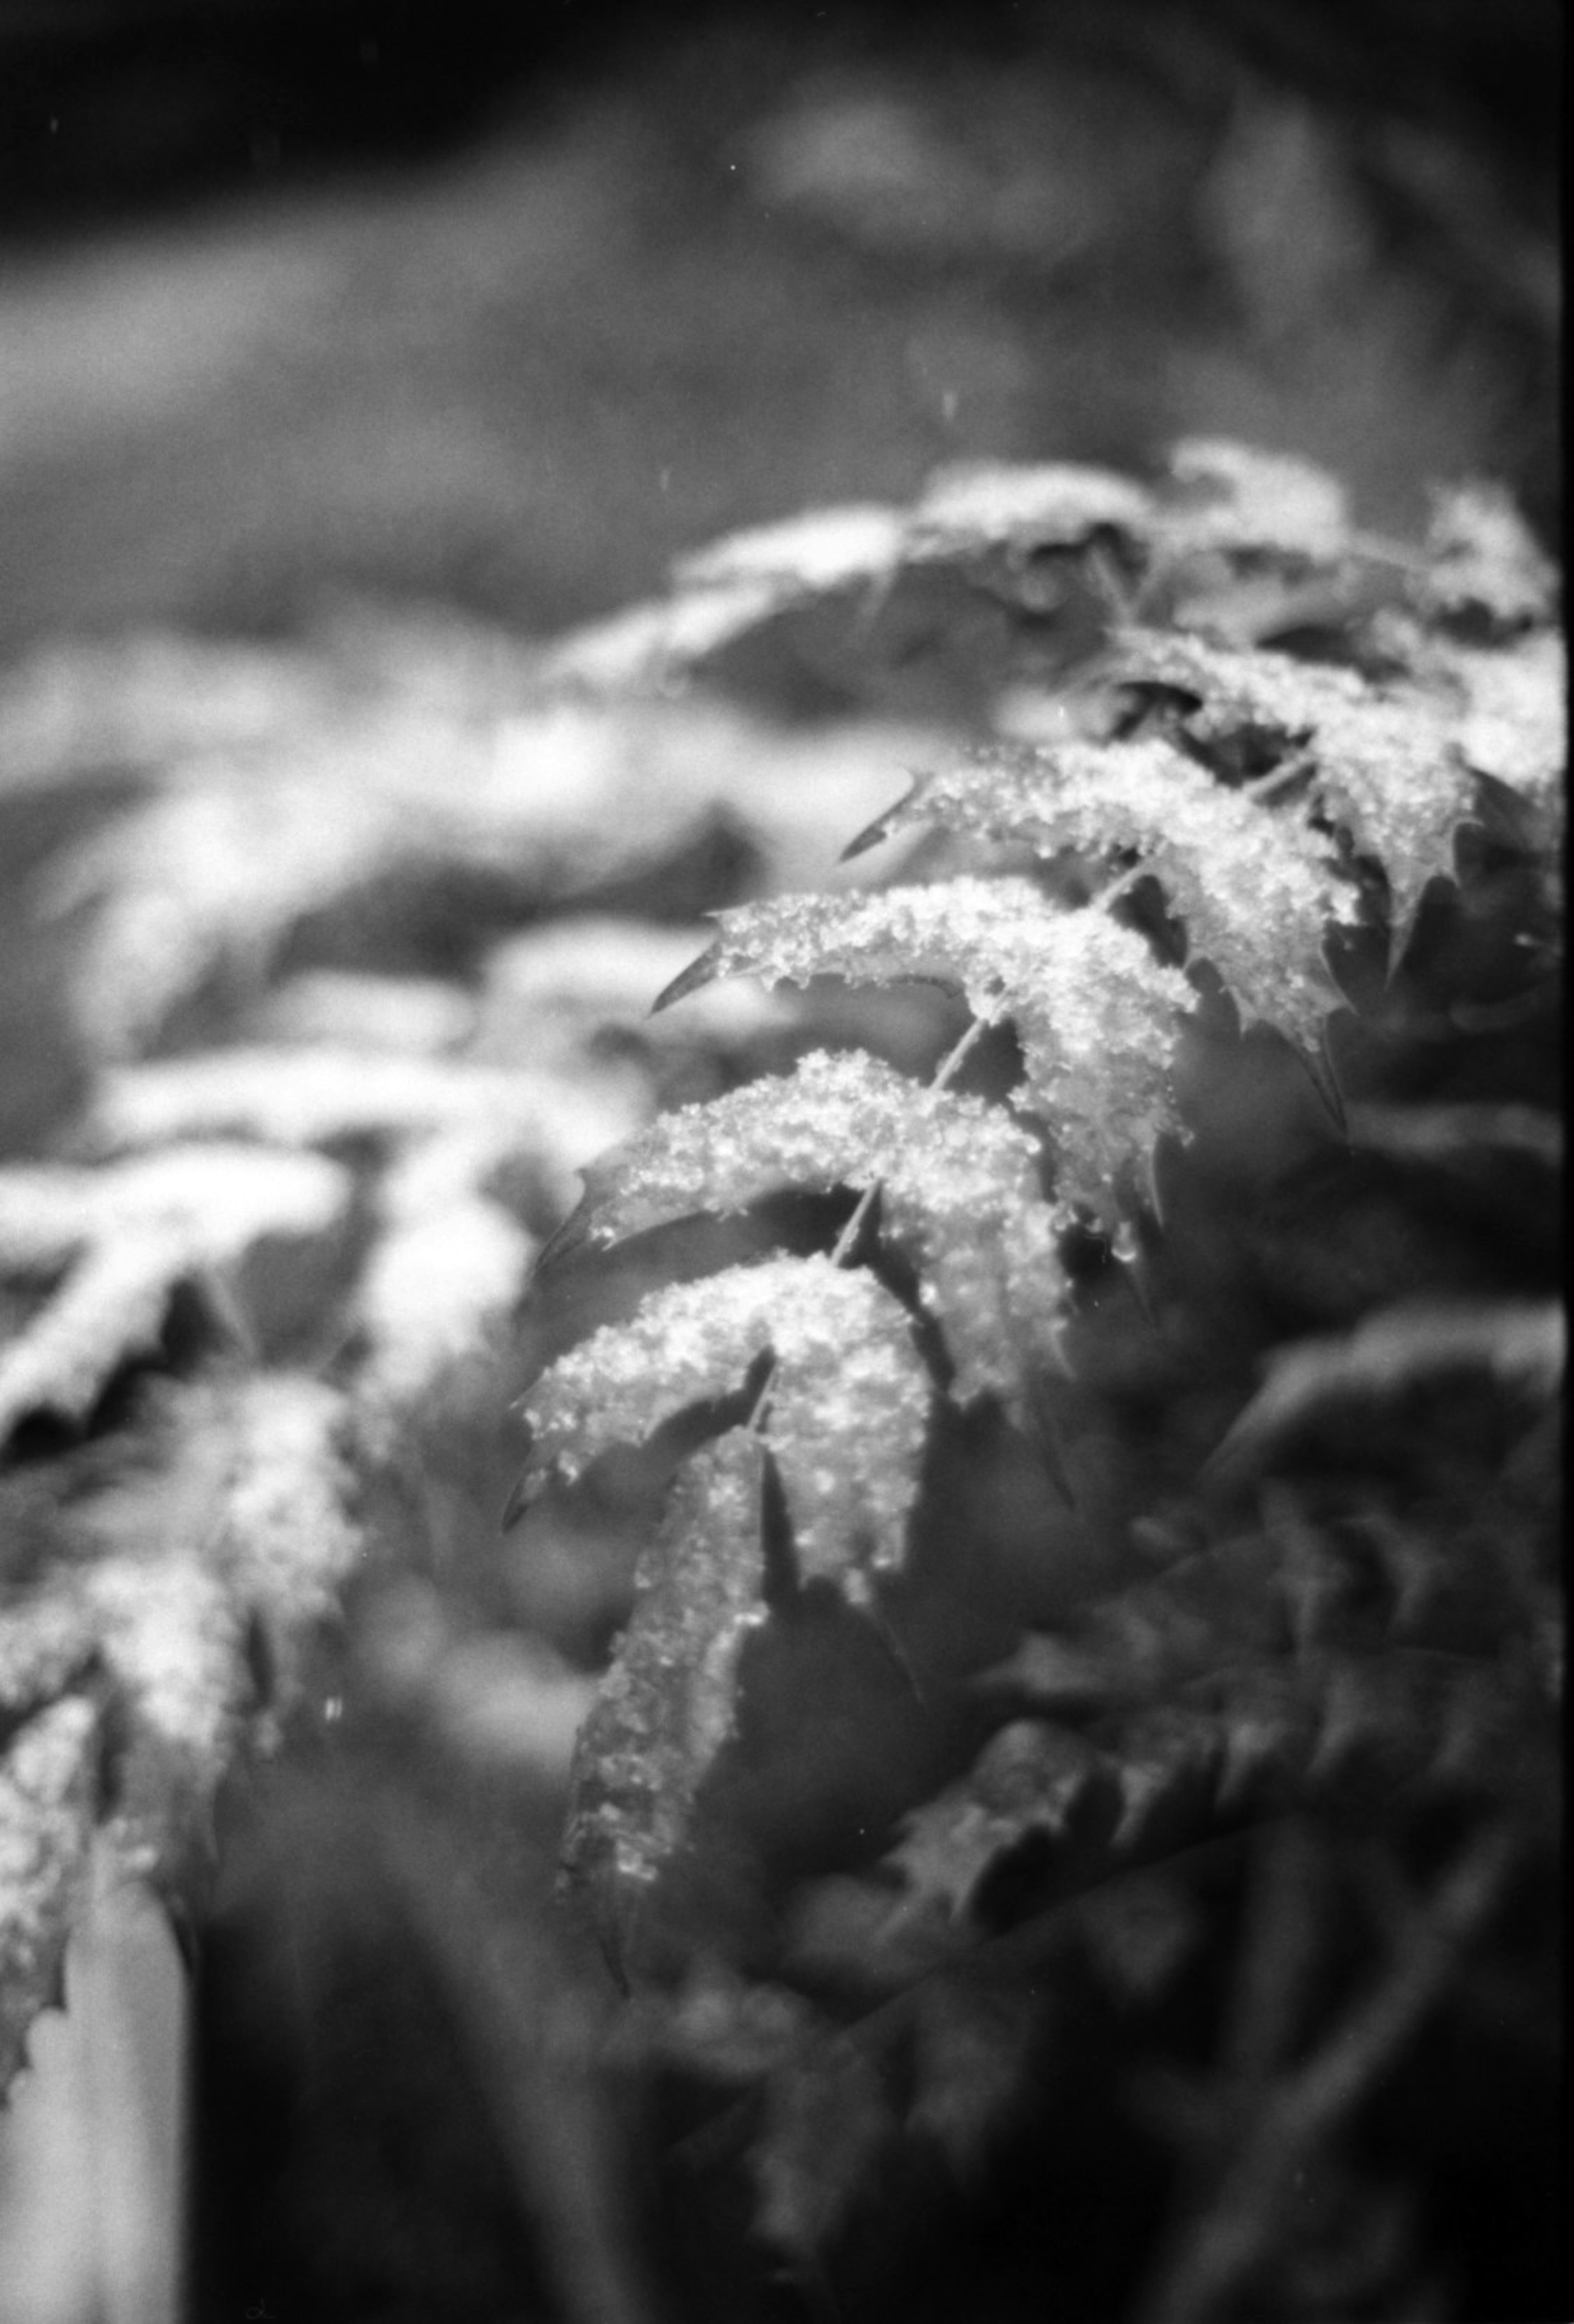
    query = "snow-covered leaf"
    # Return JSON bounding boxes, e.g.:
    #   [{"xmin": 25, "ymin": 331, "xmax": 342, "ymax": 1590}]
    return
[
  {"xmin": 87, "ymin": 1047, "xmax": 583, "ymax": 1159},
  {"xmin": 561, "ymin": 1435, "xmax": 767, "ymax": 1947},
  {"xmin": 546, "ymin": 466, "xmax": 1151, "ymax": 698},
  {"xmin": 910, "ymin": 459, "xmax": 1154, "ymax": 559},
  {"xmin": 1159, "ymin": 438, "xmax": 1353, "ymax": 565},
  {"xmin": 81, "ymin": 1553, "xmax": 247, "ymax": 1879},
  {"xmin": 663, "ymin": 878, "xmax": 1196, "ymax": 1210},
  {"xmin": 674, "ymin": 504, "xmax": 908, "ymax": 596},
  {"xmin": 1116, "ymin": 630, "xmax": 1476, "ymax": 947},
  {"xmin": 1416, "ymin": 480, "xmax": 1558, "ymax": 632},
  {"xmin": 518, "ymin": 1254, "xmax": 931, "ymax": 1591},
  {"xmin": 566, "ymin": 1049, "xmax": 1070, "ymax": 1417},
  {"xmin": 853, "ymin": 737, "xmax": 1352, "ymax": 1049},
  {"xmin": 353, "ymin": 1198, "xmax": 537, "ymax": 1431},
  {"xmin": 85, "ymin": 1043, "xmax": 645, "ymax": 1238},
  {"xmin": 0, "ymin": 1372, "xmax": 360, "ymax": 2080},
  {"xmin": 72, "ymin": 1371, "xmax": 361, "ymax": 1724},
  {"xmin": 0, "ymin": 1699, "xmax": 100, "ymax": 2093},
  {"xmin": 0, "ymin": 1145, "xmax": 349, "ymax": 1444},
  {"xmin": 1444, "ymin": 631, "xmax": 1566, "ymax": 813},
  {"xmin": 195, "ymin": 1374, "xmax": 362, "ymax": 1683}
]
